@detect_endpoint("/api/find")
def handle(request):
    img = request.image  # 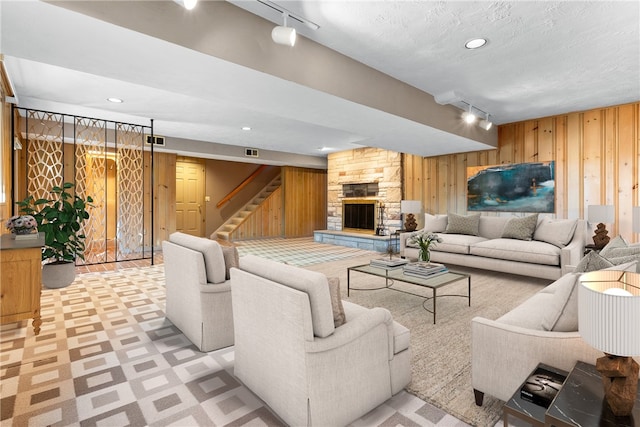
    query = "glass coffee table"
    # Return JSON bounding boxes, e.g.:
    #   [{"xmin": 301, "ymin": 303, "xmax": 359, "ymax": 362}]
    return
[{"xmin": 347, "ymin": 263, "xmax": 471, "ymax": 324}]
